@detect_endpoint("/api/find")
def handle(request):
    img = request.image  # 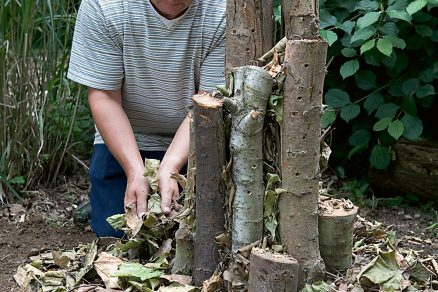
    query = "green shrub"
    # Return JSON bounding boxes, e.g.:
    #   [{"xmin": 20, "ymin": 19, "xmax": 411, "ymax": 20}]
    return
[
  {"xmin": 319, "ymin": 0, "xmax": 438, "ymax": 171},
  {"xmin": 0, "ymin": 0, "xmax": 93, "ymax": 202}
]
